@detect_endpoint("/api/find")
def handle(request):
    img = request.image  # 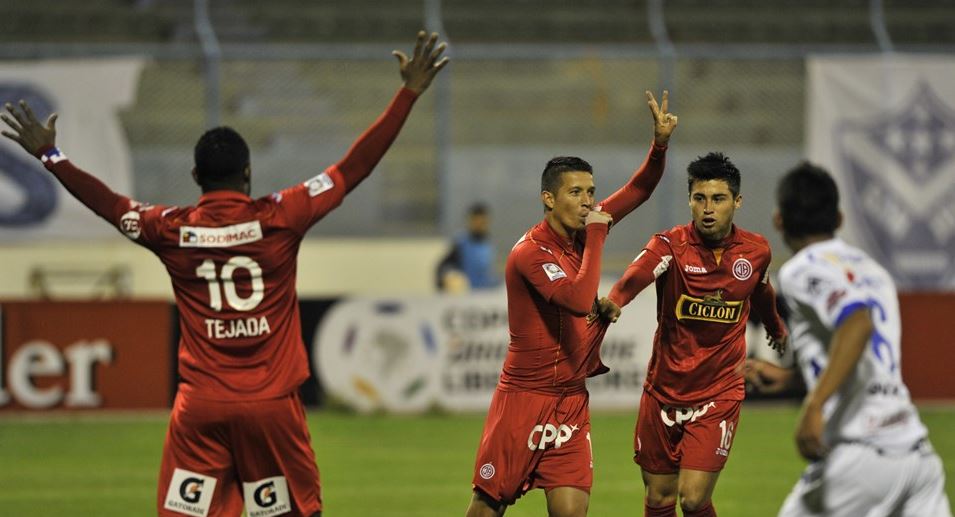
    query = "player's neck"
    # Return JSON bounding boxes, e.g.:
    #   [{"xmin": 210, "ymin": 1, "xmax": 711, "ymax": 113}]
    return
[
  {"xmin": 544, "ymin": 214, "xmax": 576, "ymax": 244},
  {"xmin": 786, "ymin": 233, "xmax": 835, "ymax": 254},
  {"xmin": 201, "ymin": 184, "xmax": 249, "ymax": 196}
]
